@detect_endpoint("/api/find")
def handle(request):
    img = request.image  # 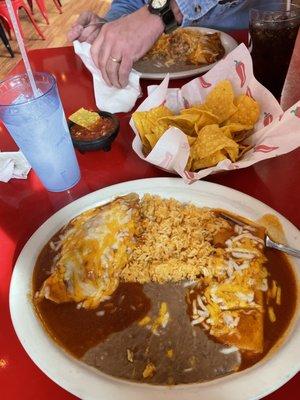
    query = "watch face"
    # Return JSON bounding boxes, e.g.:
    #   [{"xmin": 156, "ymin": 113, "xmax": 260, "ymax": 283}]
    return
[{"xmin": 151, "ymin": 0, "xmax": 168, "ymax": 9}]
